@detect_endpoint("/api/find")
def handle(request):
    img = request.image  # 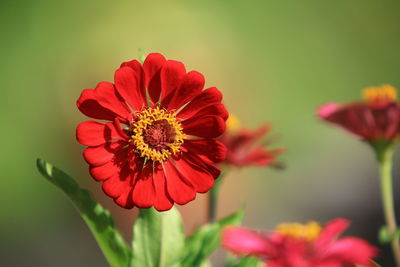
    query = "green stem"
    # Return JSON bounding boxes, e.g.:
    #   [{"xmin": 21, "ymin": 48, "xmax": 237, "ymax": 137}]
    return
[
  {"xmin": 377, "ymin": 147, "xmax": 400, "ymax": 267},
  {"xmin": 208, "ymin": 173, "xmax": 226, "ymax": 222}
]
